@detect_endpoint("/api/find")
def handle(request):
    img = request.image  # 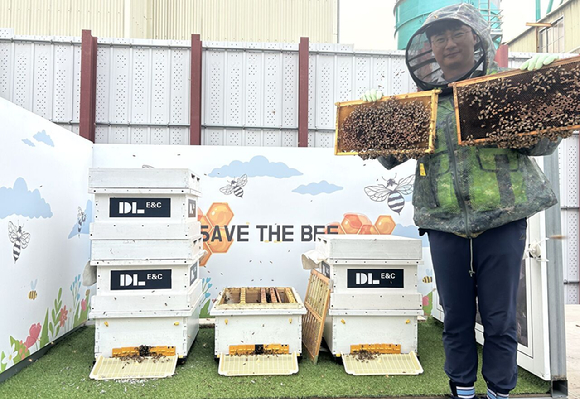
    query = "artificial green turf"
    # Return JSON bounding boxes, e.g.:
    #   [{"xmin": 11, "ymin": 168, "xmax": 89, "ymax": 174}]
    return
[{"xmin": 0, "ymin": 318, "xmax": 550, "ymax": 399}]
